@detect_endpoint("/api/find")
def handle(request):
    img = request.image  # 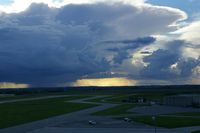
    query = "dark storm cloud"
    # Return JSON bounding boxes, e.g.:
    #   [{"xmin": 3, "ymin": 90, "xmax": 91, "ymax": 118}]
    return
[
  {"xmin": 140, "ymin": 40, "xmax": 200, "ymax": 80},
  {"xmin": 141, "ymin": 49, "xmax": 180, "ymax": 79},
  {"xmin": 105, "ymin": 37, "xmax": 156, "ymax": 64},
  {"xmin": 177, "ymin": 58, "xmax": 200, "ymax": 77},
  {"xmin": 140, "ymin": 51, "xmax": 152, "ymax": 54},
  {"xmin": 0, "ymin": 2, "xmax": 187, "ymax": 86},
  {"xmin": 0, "ymin": 26, "xmax": 110, "ymax": 86},
  {"xmin": 104, "ymin": 37, "xmax": 156, "ymax": 45},
  {"xmin": 112, "ymin": 51, "xmax": 131, "ymax": 64}
]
